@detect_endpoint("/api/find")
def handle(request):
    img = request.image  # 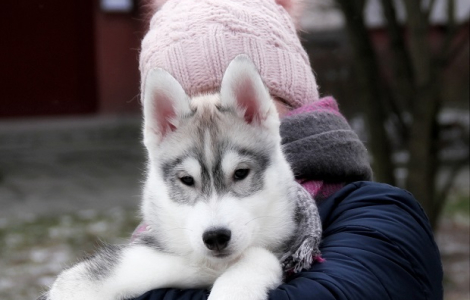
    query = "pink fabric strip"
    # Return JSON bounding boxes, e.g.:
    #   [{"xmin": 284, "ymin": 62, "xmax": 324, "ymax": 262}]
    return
[
  {"xmin": 284, "ymin": 96, "xmax": 344, "ymax": 119},
  {"xmin": 299, "ymin": 178, "xmax": 344, "ymax": 200}
]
